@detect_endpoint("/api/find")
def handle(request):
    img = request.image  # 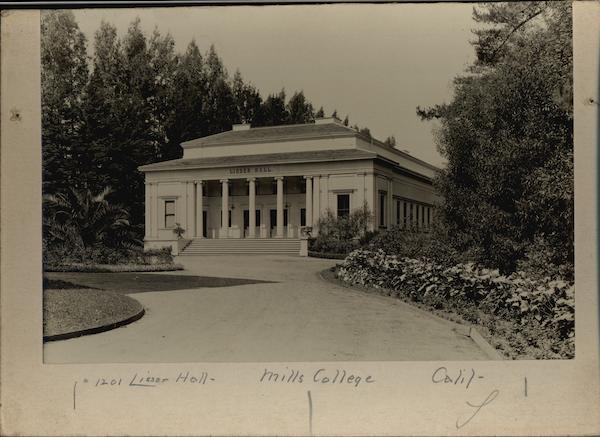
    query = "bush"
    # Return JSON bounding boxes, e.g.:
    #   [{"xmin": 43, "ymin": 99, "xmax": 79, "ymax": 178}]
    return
[
  {"xmin": 44, "ymin": 245, "xmax": 177, "ymax": 270},
  {"xmin": 311, "ymin": 202, "xmax": 373, "ymax": 256},
  {"xmin": 337, "ymin": 249, "xmax": 574, "ymax": 359}
]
